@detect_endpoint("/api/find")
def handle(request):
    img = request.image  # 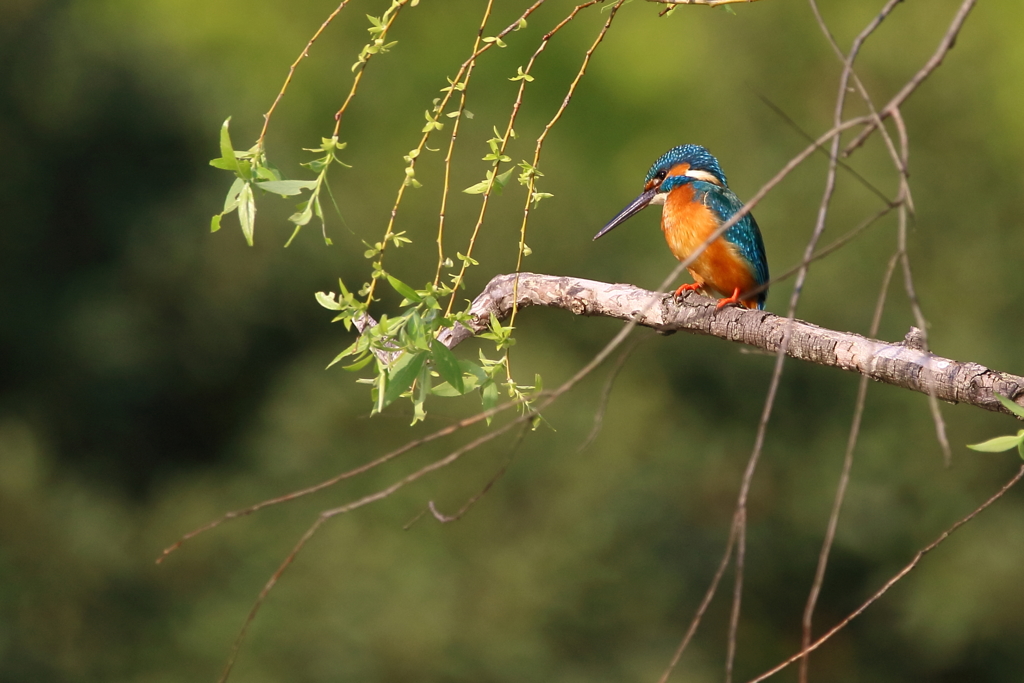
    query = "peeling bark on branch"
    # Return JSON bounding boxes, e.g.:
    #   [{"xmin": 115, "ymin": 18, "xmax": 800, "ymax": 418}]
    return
[{"xmin": 439, "ymin": 272, "xmax": 1024, "ymax": 418}]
